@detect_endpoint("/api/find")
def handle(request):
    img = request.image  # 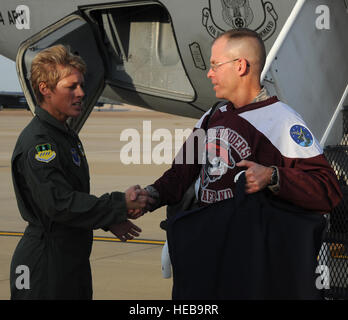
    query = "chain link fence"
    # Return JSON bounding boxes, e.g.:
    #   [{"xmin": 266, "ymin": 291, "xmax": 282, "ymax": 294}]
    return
[{"xmin": 320, "ymin": 106, "xmax": 348, "ymax": 299}]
